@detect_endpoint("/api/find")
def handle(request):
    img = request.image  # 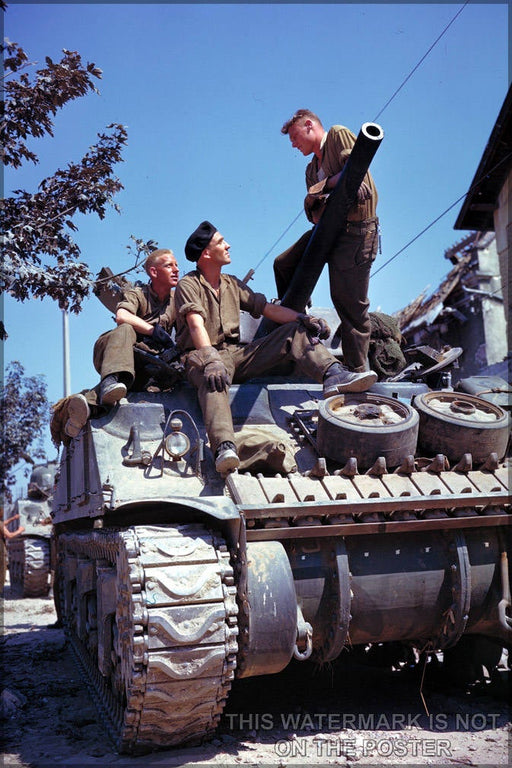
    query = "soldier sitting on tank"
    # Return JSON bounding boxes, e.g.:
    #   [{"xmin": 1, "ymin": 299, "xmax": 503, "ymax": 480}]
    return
[
  {"xmin": 54, "ymin": 249, "xmax": 180, "ymax": 441},
  {"xmin": 174, "ymin": 221, "xmax": 377, "ymax": 475}
]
